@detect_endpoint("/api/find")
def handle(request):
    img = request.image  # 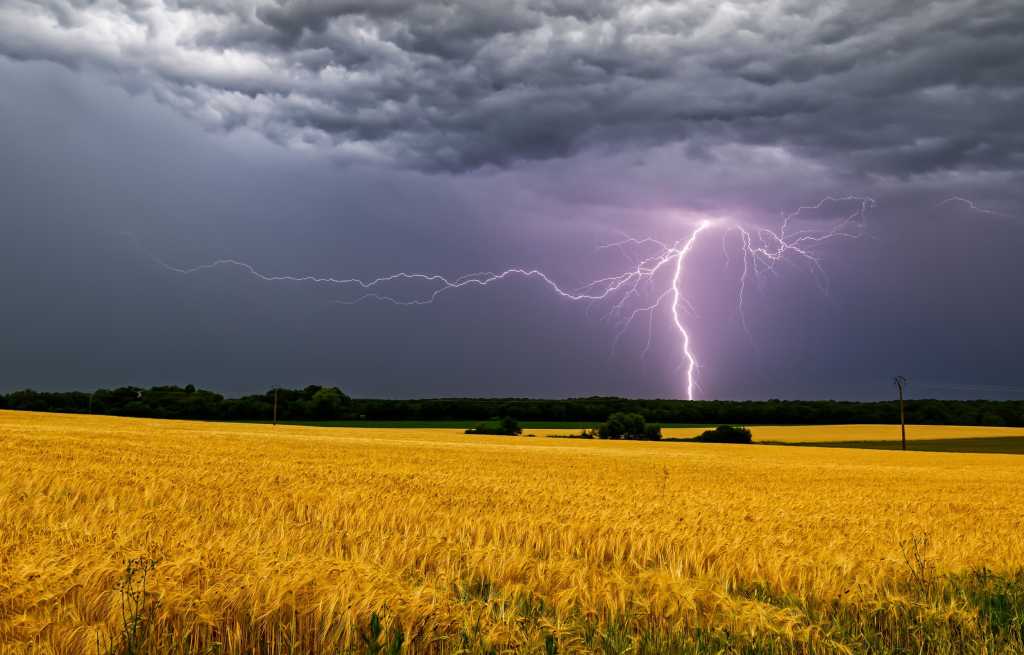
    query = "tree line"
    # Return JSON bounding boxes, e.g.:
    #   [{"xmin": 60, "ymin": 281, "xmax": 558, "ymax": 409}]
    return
[{"xmin": 1, "ymin": 385, "xmax": 1022, "ymax": 426}]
